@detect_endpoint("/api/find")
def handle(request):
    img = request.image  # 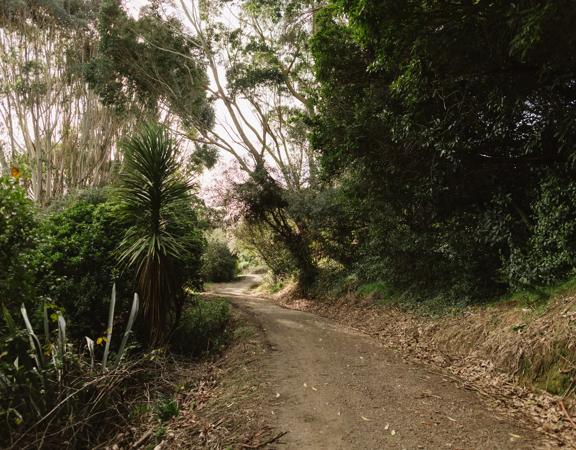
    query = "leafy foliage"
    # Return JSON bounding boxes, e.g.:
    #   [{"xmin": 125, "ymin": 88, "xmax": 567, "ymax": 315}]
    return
[
  {"xmin": 0, "ymin": 0, "xmax": 98, "ymax": 28},
  {"xmin": 504, "ymin": 173, "xmax": 576, "ymax": 288},
  {"xmin": 202, "ymin": 240, "xmax": 238, "ymax": 283},
  {"xmin": 153, "ymin": 395, "xmax": 179, "ymax": 422},
  {"xmin": 86, "ymin": 0, "xmax": 213, "ymax": 130},
  {"xmin": 234, "ymin": 220, "xmax": 297, "ymax": 279},
  {"xmin": 0, "ymin": 177, "xmax": 37, "ymax": 309},
  {"xmin": 309, "ymin": 0, "xmax": 576, "ymax": 301},
  {"xmin": 35, "ymin": 189, "xmax": 133, "ymax": 338},
  {"xmin": 233, "ymin": 168, "xmax": 317, "ymax": 290}
]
